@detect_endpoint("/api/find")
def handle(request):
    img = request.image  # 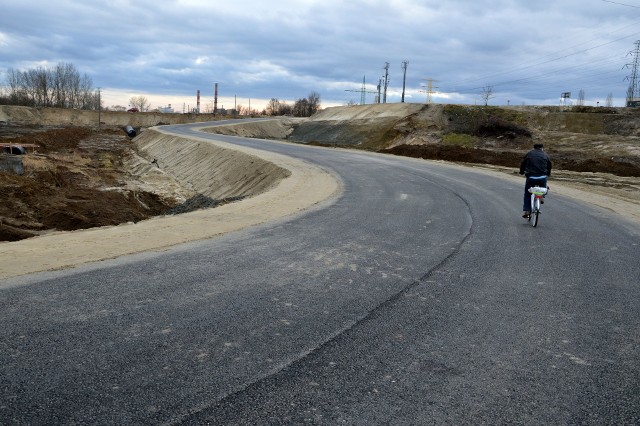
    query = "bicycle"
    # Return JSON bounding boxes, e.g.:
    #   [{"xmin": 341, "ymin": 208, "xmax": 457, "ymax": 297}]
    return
[{"xmin": 527, "ymin": 186, "xmax": 548, "ymax": 227}]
